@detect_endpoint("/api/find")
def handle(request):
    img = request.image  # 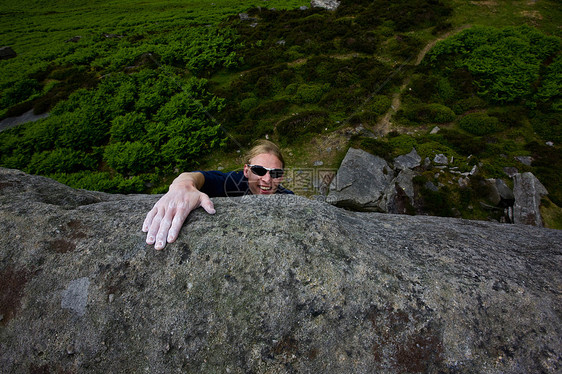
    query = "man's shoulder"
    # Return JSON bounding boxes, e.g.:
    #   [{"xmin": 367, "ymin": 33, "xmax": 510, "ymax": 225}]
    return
[{"xmin": 198, "ymin": 170, "xmax": 247, "ymax": 197}]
